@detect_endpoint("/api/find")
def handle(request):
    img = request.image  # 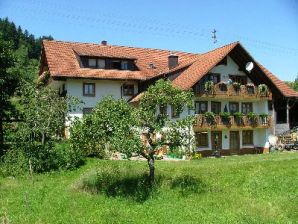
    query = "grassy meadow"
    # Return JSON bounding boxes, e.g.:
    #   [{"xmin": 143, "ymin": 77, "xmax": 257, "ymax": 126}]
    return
[{"xmin": 0, "ymin": 152, "xmax": 297, "ymax": 223}]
